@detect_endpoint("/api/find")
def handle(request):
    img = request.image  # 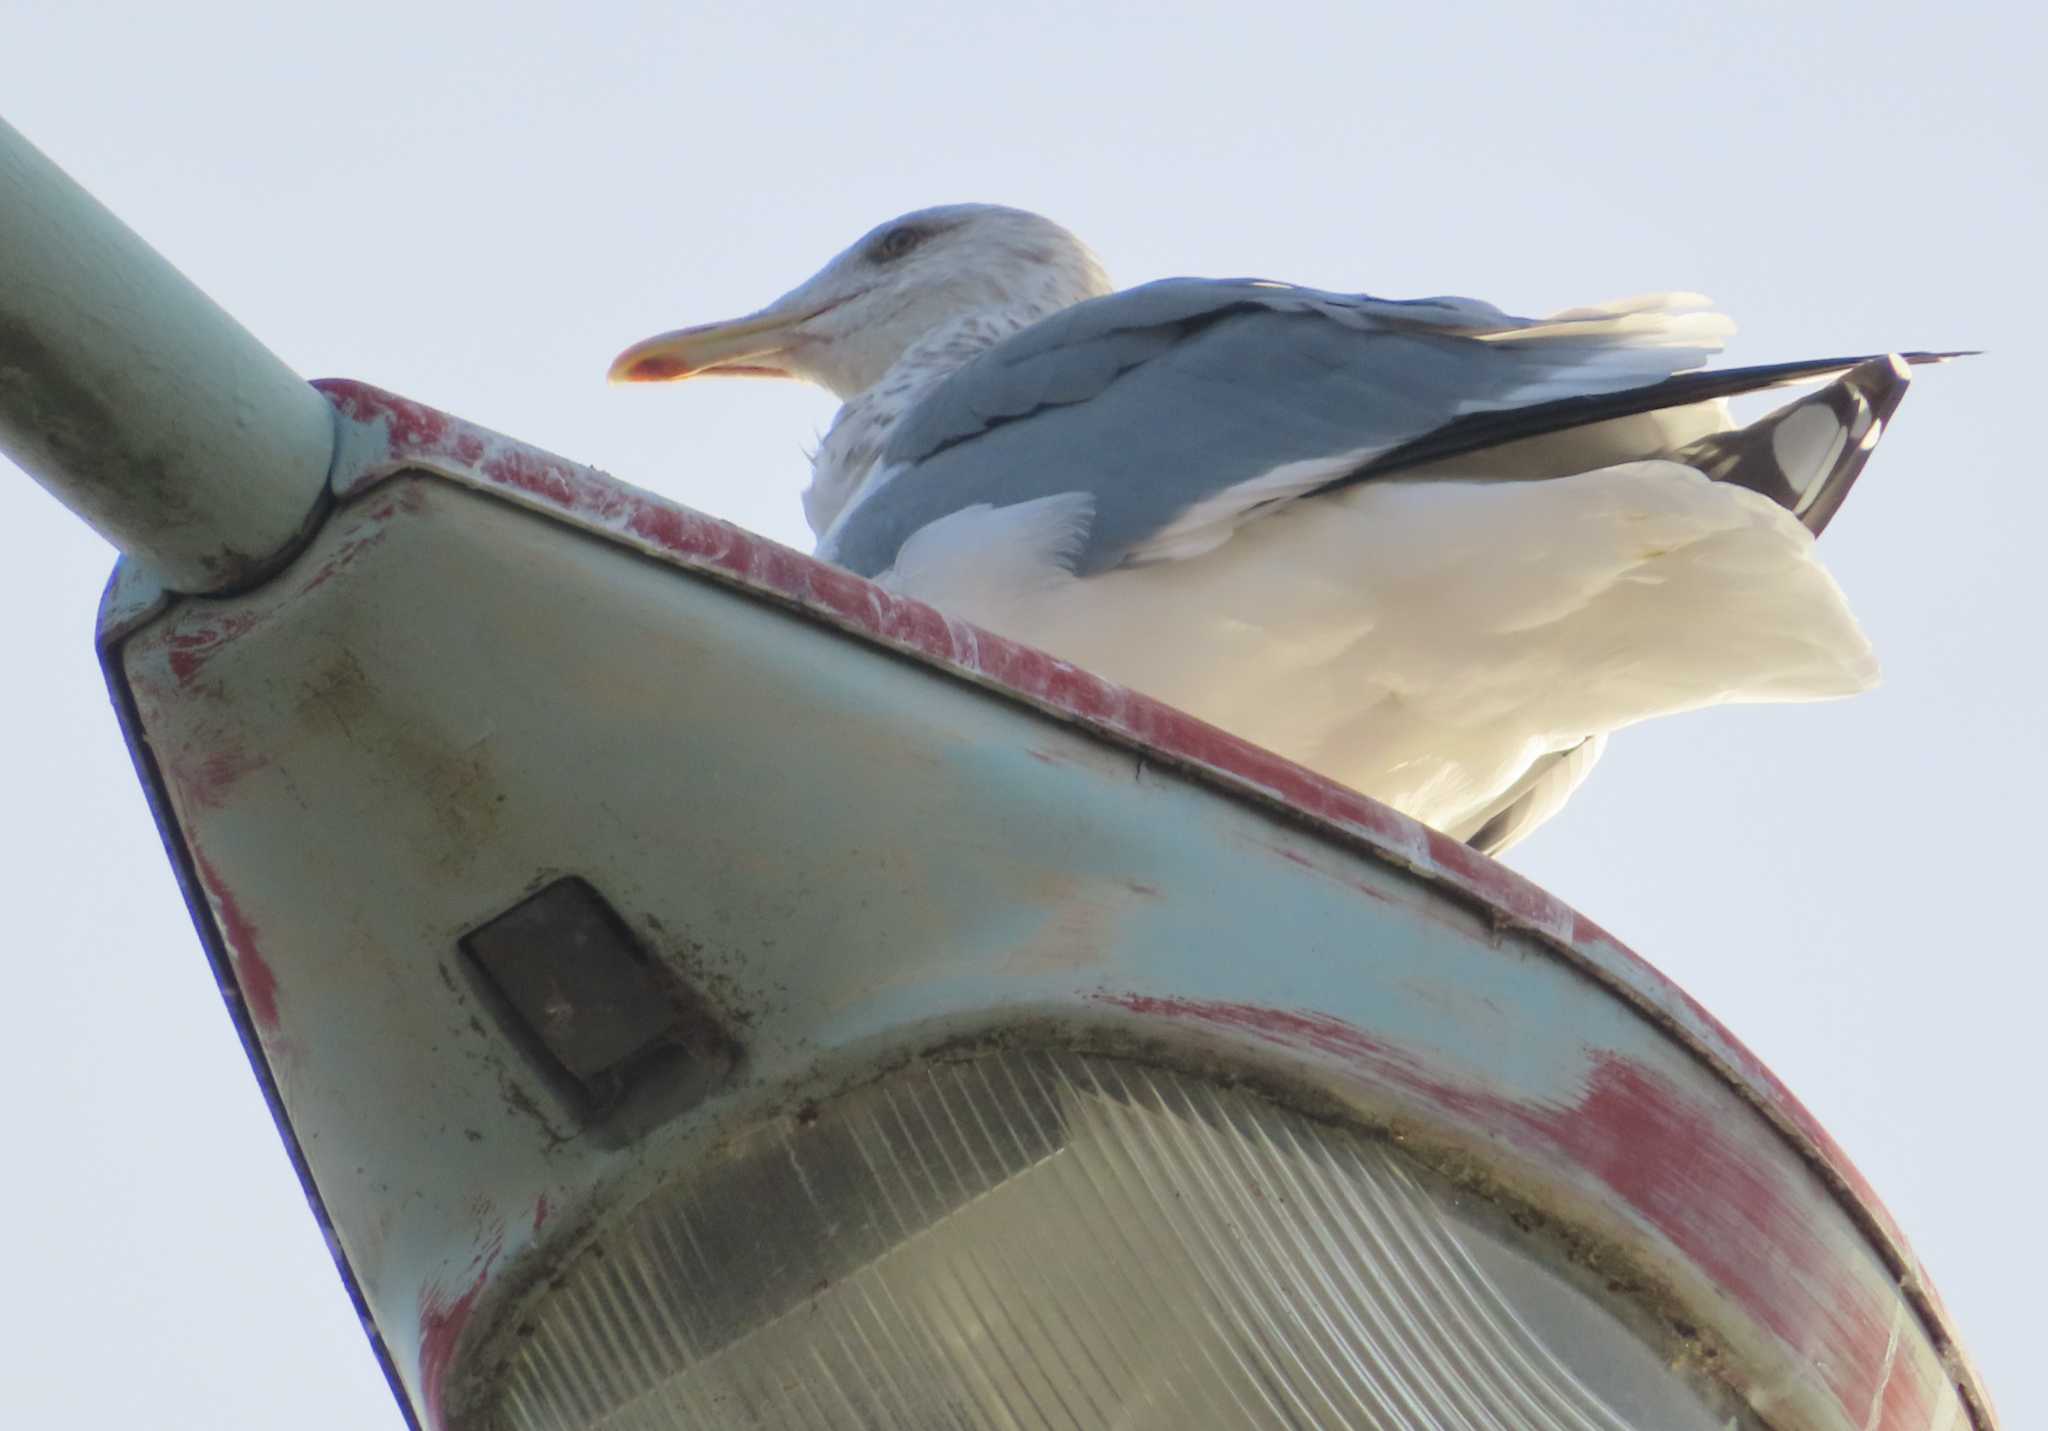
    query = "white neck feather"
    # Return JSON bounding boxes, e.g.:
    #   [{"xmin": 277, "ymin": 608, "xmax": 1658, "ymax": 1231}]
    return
[{"xmin": 803, "ymin": 291, "xmax": 1098, "ymax": 539}]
